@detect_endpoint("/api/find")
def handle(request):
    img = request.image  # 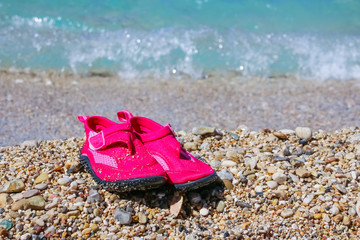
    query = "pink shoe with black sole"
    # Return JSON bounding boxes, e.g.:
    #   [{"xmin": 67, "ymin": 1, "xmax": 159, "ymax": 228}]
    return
[
  {"xmin": 117, "ymin": 110, "xmax": 218, "ymax": 191},
  {"xmin": 78, "ymin": 116, "xmax": 167, "ymax": 192}
]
